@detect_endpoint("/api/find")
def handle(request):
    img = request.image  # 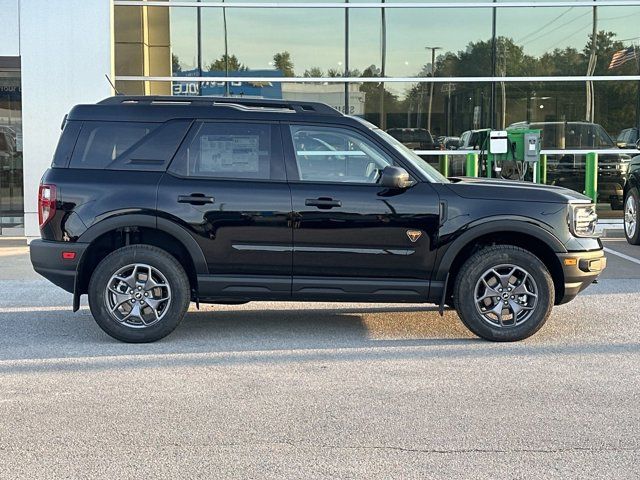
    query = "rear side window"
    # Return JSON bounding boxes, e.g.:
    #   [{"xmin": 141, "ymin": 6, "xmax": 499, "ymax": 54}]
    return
[
  {"xmin": 169, "ymin": 122, "xmax": 284, "ymax": 180},
  {"xmin": 68, "ymin": 120, "xmax": 192, "ymax": 171},
  {"xmin": 52, "ymin": 120, "xmax": 82, "ymax": 168},
  {"xmin": 106, "ymin": 120, "xmax": 192, "ymax": 170}
]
